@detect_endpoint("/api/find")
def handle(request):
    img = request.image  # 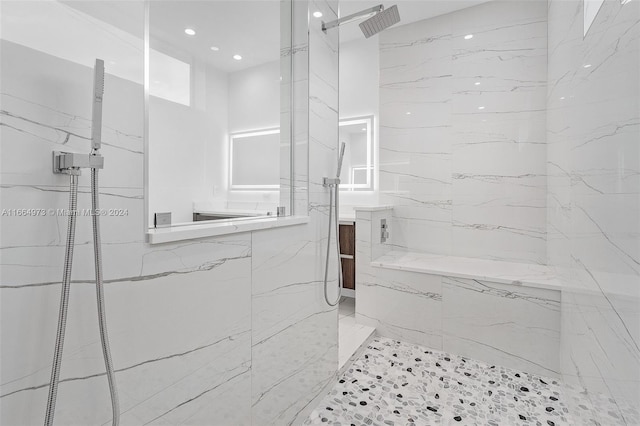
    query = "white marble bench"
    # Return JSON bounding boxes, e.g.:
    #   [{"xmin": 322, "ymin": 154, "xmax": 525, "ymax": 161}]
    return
[
  {"xmin": 372, "ymin": 251, "xmax": 563, "ymax": 291},
  {"xmin": 354, "ymin": 208, "xmax": 562, "ymax": 378}
]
